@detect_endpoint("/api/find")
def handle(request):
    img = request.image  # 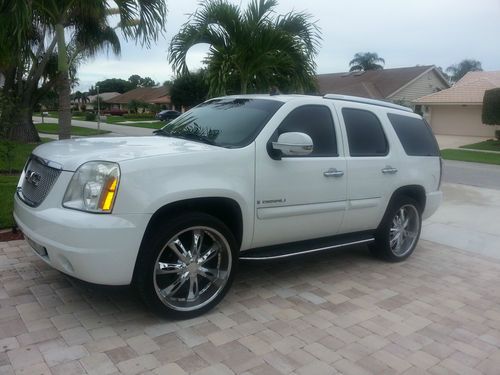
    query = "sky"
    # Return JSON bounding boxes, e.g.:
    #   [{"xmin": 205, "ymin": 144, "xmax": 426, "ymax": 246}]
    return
[{"xmin": 77, "ymin": 0, "xmax": 500, "ymax": 91}]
